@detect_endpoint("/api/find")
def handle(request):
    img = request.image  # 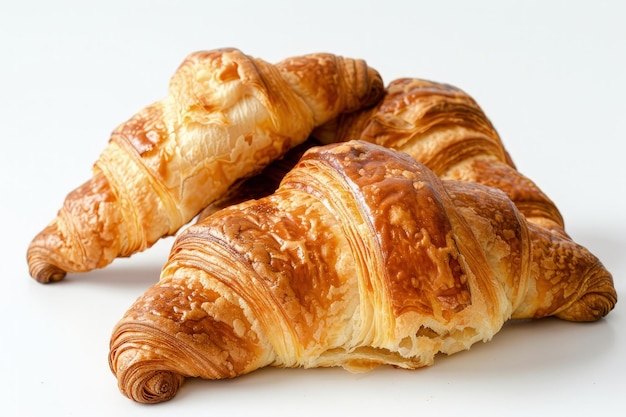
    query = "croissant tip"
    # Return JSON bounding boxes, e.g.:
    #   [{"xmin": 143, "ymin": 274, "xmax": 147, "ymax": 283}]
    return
[
  {"xmin": 27, "ymin": 246, "xmax": 67, "ymax": 284},
  {"xmin": 31, "ymin": 264, "xmax": 67, "ymax": 284},
  {"xmin": 556, "ymin": 268, "xmax": 618, "ymax": 322},
  {"xmin": 112, "ymin": 359, "xmax": 185, "ymax": 404},
  {"xmin": 110, "ymin": 326, "xmax": 187, "ymax": 404},
  {"xmin": 556, "ymin": 291, "xmax": 617, "ymax": 322},
  {"xmin": 125, "ymin": 370, "xmax": 185, "ymax": 404}
]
